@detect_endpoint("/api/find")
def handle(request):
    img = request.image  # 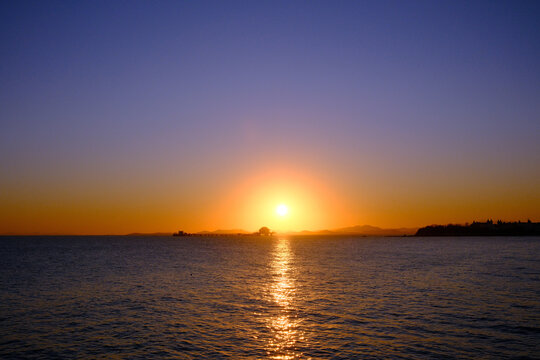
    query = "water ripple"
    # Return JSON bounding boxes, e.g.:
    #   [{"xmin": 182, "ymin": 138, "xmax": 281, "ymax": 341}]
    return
[{"xmin": 0, "ymin": 235, "xmax": 539, "ymax": 358}]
